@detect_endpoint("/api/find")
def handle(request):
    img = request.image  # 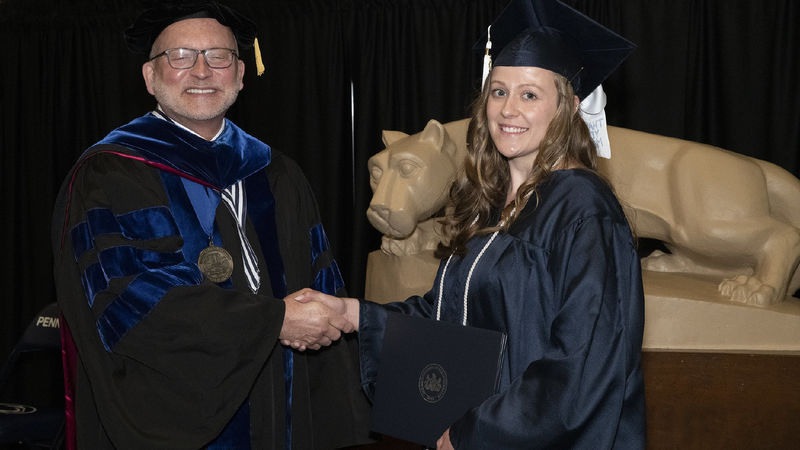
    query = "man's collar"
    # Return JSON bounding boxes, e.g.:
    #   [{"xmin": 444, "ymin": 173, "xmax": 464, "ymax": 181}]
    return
[
  {"xmin": 95, "ymin": 113, "xmax": 271, "ymax": 189},
  {"xmin": 153, "ymin": 107, "xmax": 226, "ymax": 141}
]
